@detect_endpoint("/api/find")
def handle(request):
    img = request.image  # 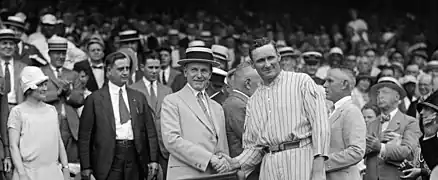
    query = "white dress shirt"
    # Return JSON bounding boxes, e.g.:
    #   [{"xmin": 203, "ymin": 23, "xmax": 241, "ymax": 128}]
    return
[
  {"xmin": 89, "ymin": 60, "xmax": 105, "ymax": 88},
  {"xmin": 0, "ymin": 59, "xmax": 16, "ymax": 104},
  {"xmin": 143, "ymin": 78, "xmax": 157, "ymax": 95},
  {"xmin": 108, "ymin": 81, "xmax": 134, "ymax": 140},
  {"xmin": 329, "ymin": 96, "xmax": 351, "ymax": 118},
  {"xmin": 160, "ymin": 66, "xmax": 170, "ymax": 84}
]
